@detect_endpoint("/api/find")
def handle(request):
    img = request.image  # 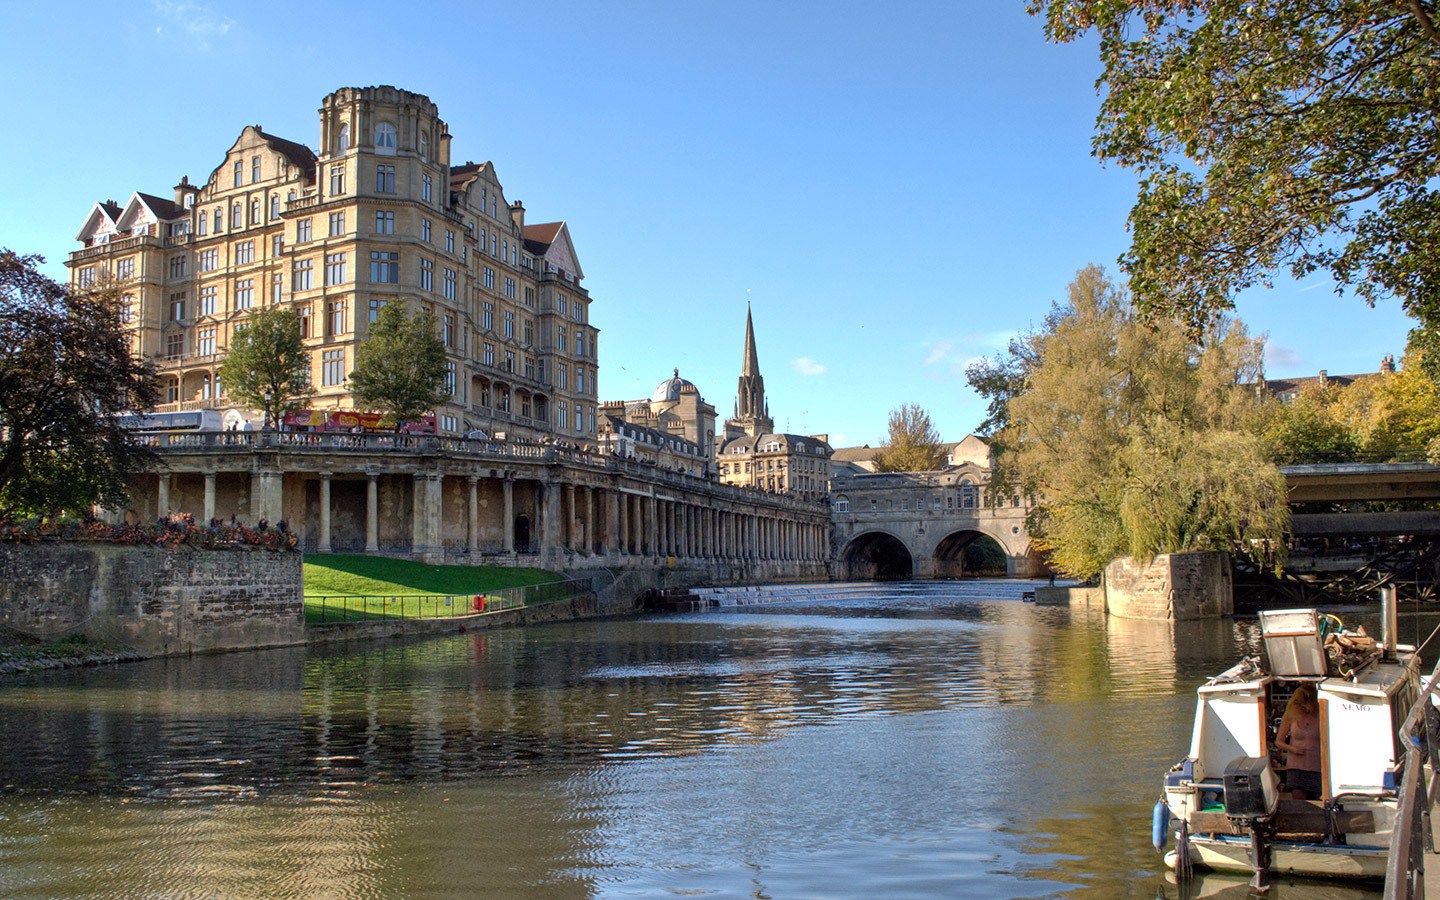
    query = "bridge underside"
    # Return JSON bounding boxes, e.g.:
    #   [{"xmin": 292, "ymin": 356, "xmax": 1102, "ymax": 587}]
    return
[
  {"xmin": 842, "ymin": 532, "xmax": 914, "ymax": 581},
  {"xmin": 933, "ymin": 530, "xmax": 1007, "ymax": 578}
]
